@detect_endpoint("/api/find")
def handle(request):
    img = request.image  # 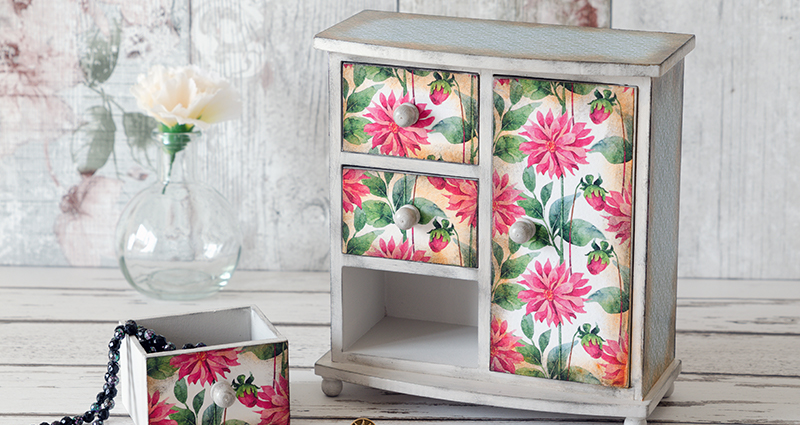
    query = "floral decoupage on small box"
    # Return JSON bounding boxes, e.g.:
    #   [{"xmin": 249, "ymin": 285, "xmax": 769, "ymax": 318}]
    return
[
  {"xmin": 146, "ymin": 342, "xmax": 288, "ymax": 425},
  {"xmin": 490, "ymin": 77, "xmax": 636, "ymax": 387},
  {"xmin": 342, "ymin": 167, "xmax": 478, "ymax": 268},
  {"xmin": 341, "ymin": 62, "xmax": 479, "ymax": 164}
]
